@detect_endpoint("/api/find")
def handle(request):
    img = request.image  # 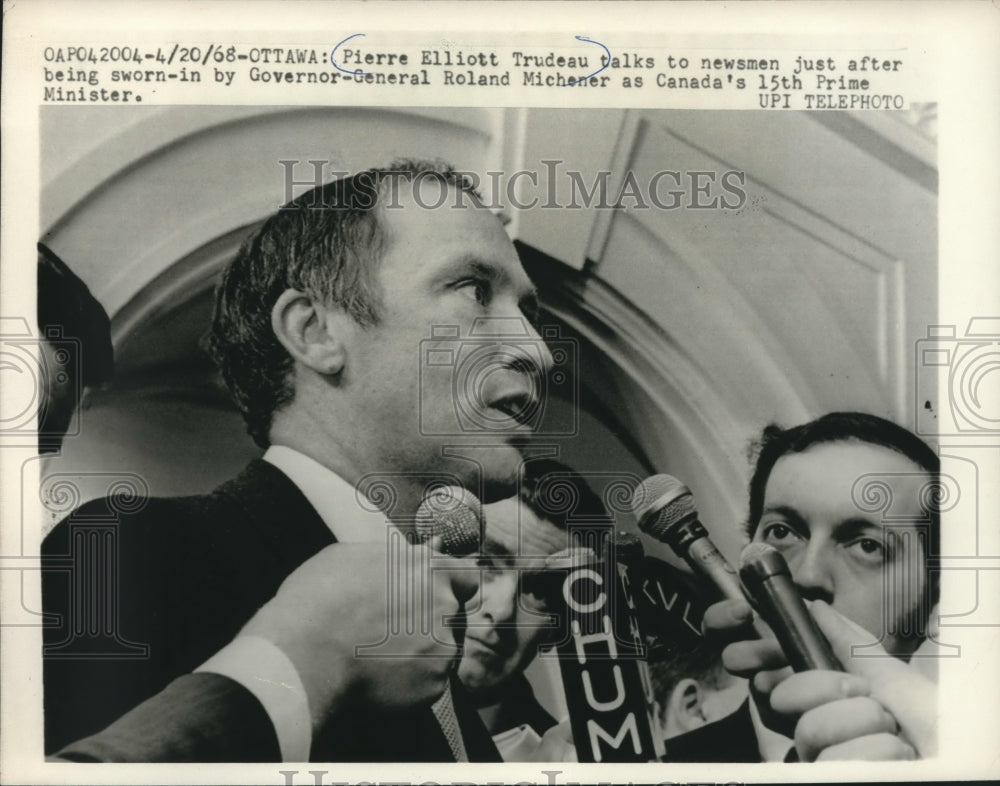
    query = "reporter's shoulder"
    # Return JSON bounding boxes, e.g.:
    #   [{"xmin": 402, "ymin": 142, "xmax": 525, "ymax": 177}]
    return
[{"xmin": 42, "ymin": 490, "xmax": 212, "ymax": 553}]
